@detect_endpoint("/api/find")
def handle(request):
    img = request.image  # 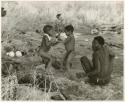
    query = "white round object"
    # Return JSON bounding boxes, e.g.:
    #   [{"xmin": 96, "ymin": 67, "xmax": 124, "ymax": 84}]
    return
[
  {"xmin": 8, "ymin": 51, "xmax": 15, "ymax": 57},
  {"xmin": 60, "ymin": 33, "xmax": 67, "ymax": 41},
  {"xmin": 16, "ymin": 51, "xmax": 22, "ymax": 57},
  {"xmin": 6, "ymin": 52, "xmax": 9, "ymax": 56}
]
